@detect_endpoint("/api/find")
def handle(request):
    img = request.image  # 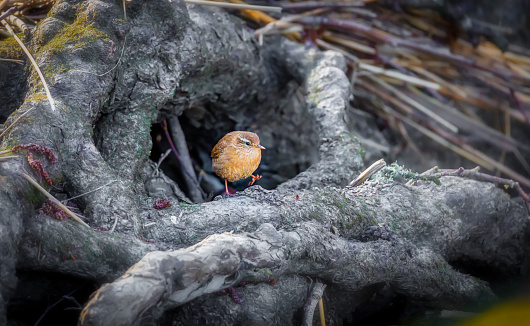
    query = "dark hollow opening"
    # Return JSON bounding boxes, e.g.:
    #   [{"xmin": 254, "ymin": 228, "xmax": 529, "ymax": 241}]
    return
[
  {"xmin": 7, "ymin": 271, "xmax": 98, "ymax": 326},
  {"xmin": 149, "ymin": 80, "xmax": 321, "ymax": 201}
]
